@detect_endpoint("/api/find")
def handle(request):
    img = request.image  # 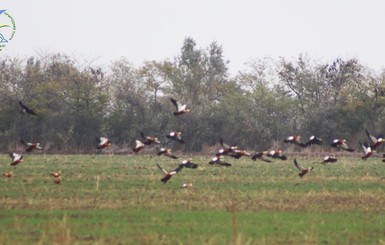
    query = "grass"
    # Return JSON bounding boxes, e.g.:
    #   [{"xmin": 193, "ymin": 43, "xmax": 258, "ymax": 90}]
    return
[{"xmin": 1, "ymin": 154, "xmax": 385, "ymax": 244}]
